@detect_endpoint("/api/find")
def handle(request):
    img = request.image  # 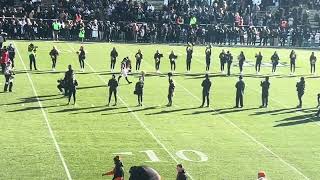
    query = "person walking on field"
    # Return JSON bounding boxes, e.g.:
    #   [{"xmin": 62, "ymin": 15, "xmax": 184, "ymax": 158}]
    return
[
  {"xmin": 255, "ymin": 51, "xmax": 263, "ymax": 74},
  {"xmin": 102, "ymin": 156, "xmax": 124, "ymax": 180},
  {"xmin": 134, "ymin": 77, "xmax": 144, "ymax": 106},
  {"xmin": 260, "ymin": 76, "xmax": 270, "ymax": 108},
  {"xmin": 49, "ymin": 46, "xmax": 59, "ymax": 71},
  {"xmin": 176, "ymin": 164, "xmax": 187, "ymax": 180},
  {"xmin": 167, "ymin": 72, "xmax": 175, "ymax": 107},
  {"xmin": 296, "ymin": 77, "xmax": 305, "ymax": 108},
  {"xmin": 107, "ymin": 74, "xmax": 119, "ymax": 106},
  {"xmin": 271, "ymin": 51, "xmax": 279, "ymax": 74},
  {"xmin": 200, "ymin": 74, "xmax": 212, "ymax": 107},
  {"xmin": 235, "ymin": 76, "xmax": 245, "ymax": 108},
  {"xmin": 77, "ymin": 46, "xmax": 86, "ymax": 72},
  {"xmin": 310, "ymin": 52, "xmax": 317, "ymax": 75},
  {"xmin": 110, "ymin": 47, "xmax": 118, "ymax": 72}
]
